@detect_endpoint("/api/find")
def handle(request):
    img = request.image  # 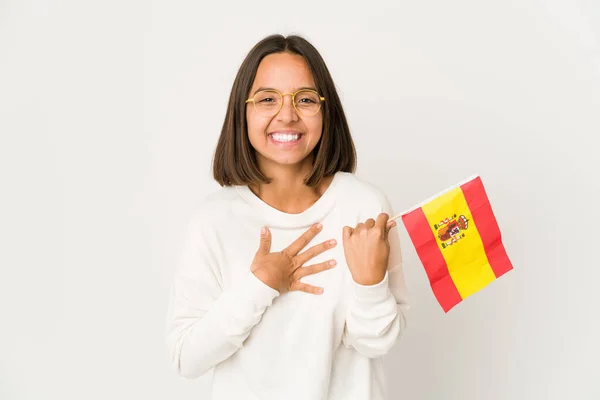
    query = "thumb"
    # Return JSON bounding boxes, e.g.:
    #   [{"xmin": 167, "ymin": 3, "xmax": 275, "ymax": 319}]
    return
[
  {"xmin": 258, "ymin": 226, "xmax": 271, "ymax": 255},
  {"xmin": 342, "ymin": 226, "xmax": 353, "ymax": 245},
  {"xmin": 384, "ymin": 220, "xmax": 396, "ymax": 240}
]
